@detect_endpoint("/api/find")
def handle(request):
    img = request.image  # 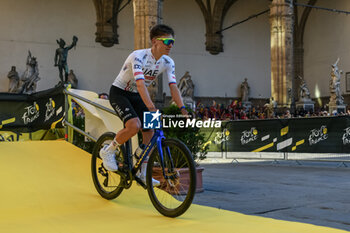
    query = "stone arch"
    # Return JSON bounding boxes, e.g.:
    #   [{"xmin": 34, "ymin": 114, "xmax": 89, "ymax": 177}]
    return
[
  {"xmin": 293, "ymin": 0, "xmax": 318, "ymax": 99},
  {"xmin": 93, "ymin": 0, "xmax": 130, "ymax": 47},
  {"xmin": 195, "ymin": 0, "xmax": 238, "ymax": 55}
]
